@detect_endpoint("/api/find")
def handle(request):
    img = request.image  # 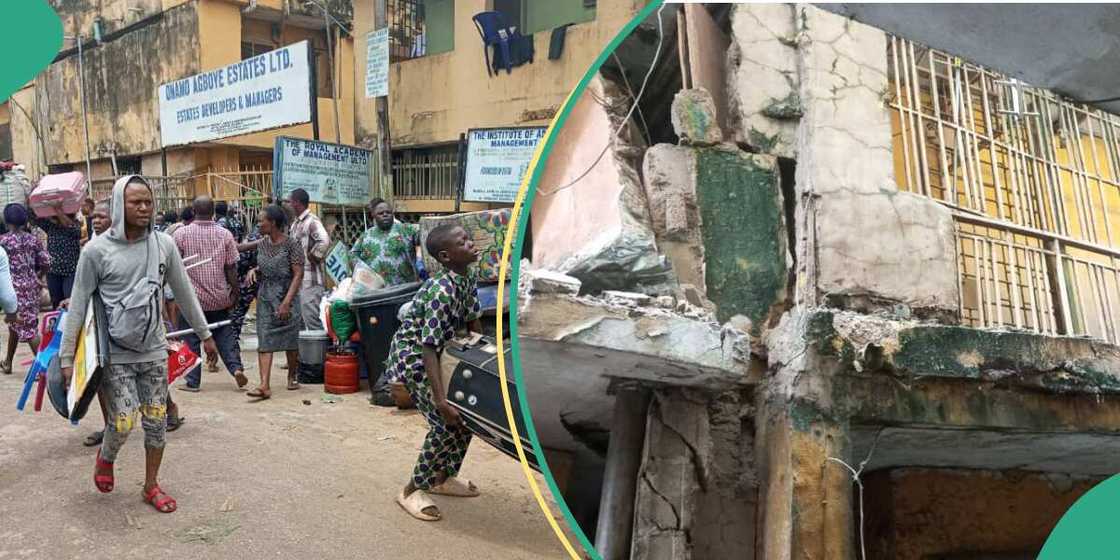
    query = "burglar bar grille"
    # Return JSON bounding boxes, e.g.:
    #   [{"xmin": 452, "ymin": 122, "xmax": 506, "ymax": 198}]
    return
[
  {"xmin": 391, "ymin": 145, "xmax": 459, "ymax": 200},
  {"xmin": 888, "ymin": 36, "xmax": 1120, "ymax": 343},
  {"xmin": 389, "ymin": 0, "xmax": 426, "ymax": 62}
]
